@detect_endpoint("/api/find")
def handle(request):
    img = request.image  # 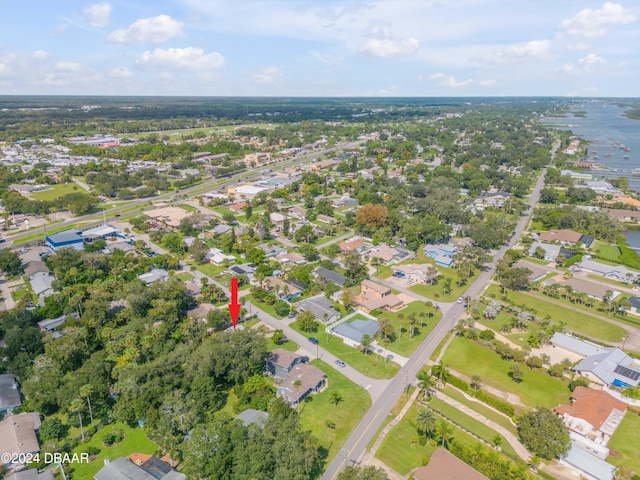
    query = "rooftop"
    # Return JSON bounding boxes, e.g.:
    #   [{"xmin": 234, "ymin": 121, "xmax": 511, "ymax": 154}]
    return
[
  {"xmin": 413, "ymin": 448, "xmax": 489, "ymax": 480},
  {"xmin": 0, "ymin": 374, "xmax": 21, "ymax": 411},
  {"xmin": 556, "ymin": 386, "xmax": 627, "ymax": 436},
  {"xmin": 267, "ymin": 348, "xmax": 303, "ymax": 369}
]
